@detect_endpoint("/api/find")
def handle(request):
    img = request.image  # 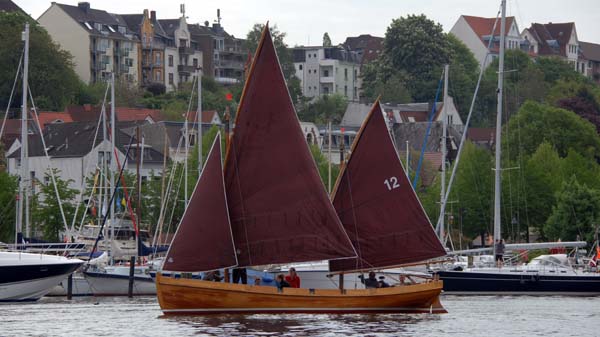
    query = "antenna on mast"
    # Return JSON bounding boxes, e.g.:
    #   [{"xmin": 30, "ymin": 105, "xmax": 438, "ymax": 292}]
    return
[
  {"xmin": 217, "ymin": 9, "xmax": 221, "ymax": 25},
  {"xmin": 180, "ymin": 4, "xmax": 185, "ymax": 17}
]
